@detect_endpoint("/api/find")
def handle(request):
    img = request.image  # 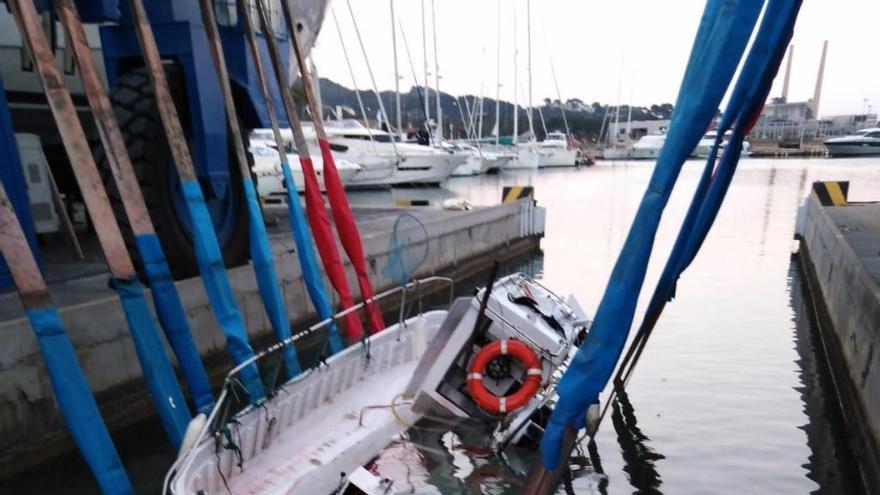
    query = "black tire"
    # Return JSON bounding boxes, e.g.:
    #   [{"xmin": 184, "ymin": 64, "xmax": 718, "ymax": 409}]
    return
[{"xmin": 97, "ymin": 67, "xmax": 248, "ymax": 280}]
